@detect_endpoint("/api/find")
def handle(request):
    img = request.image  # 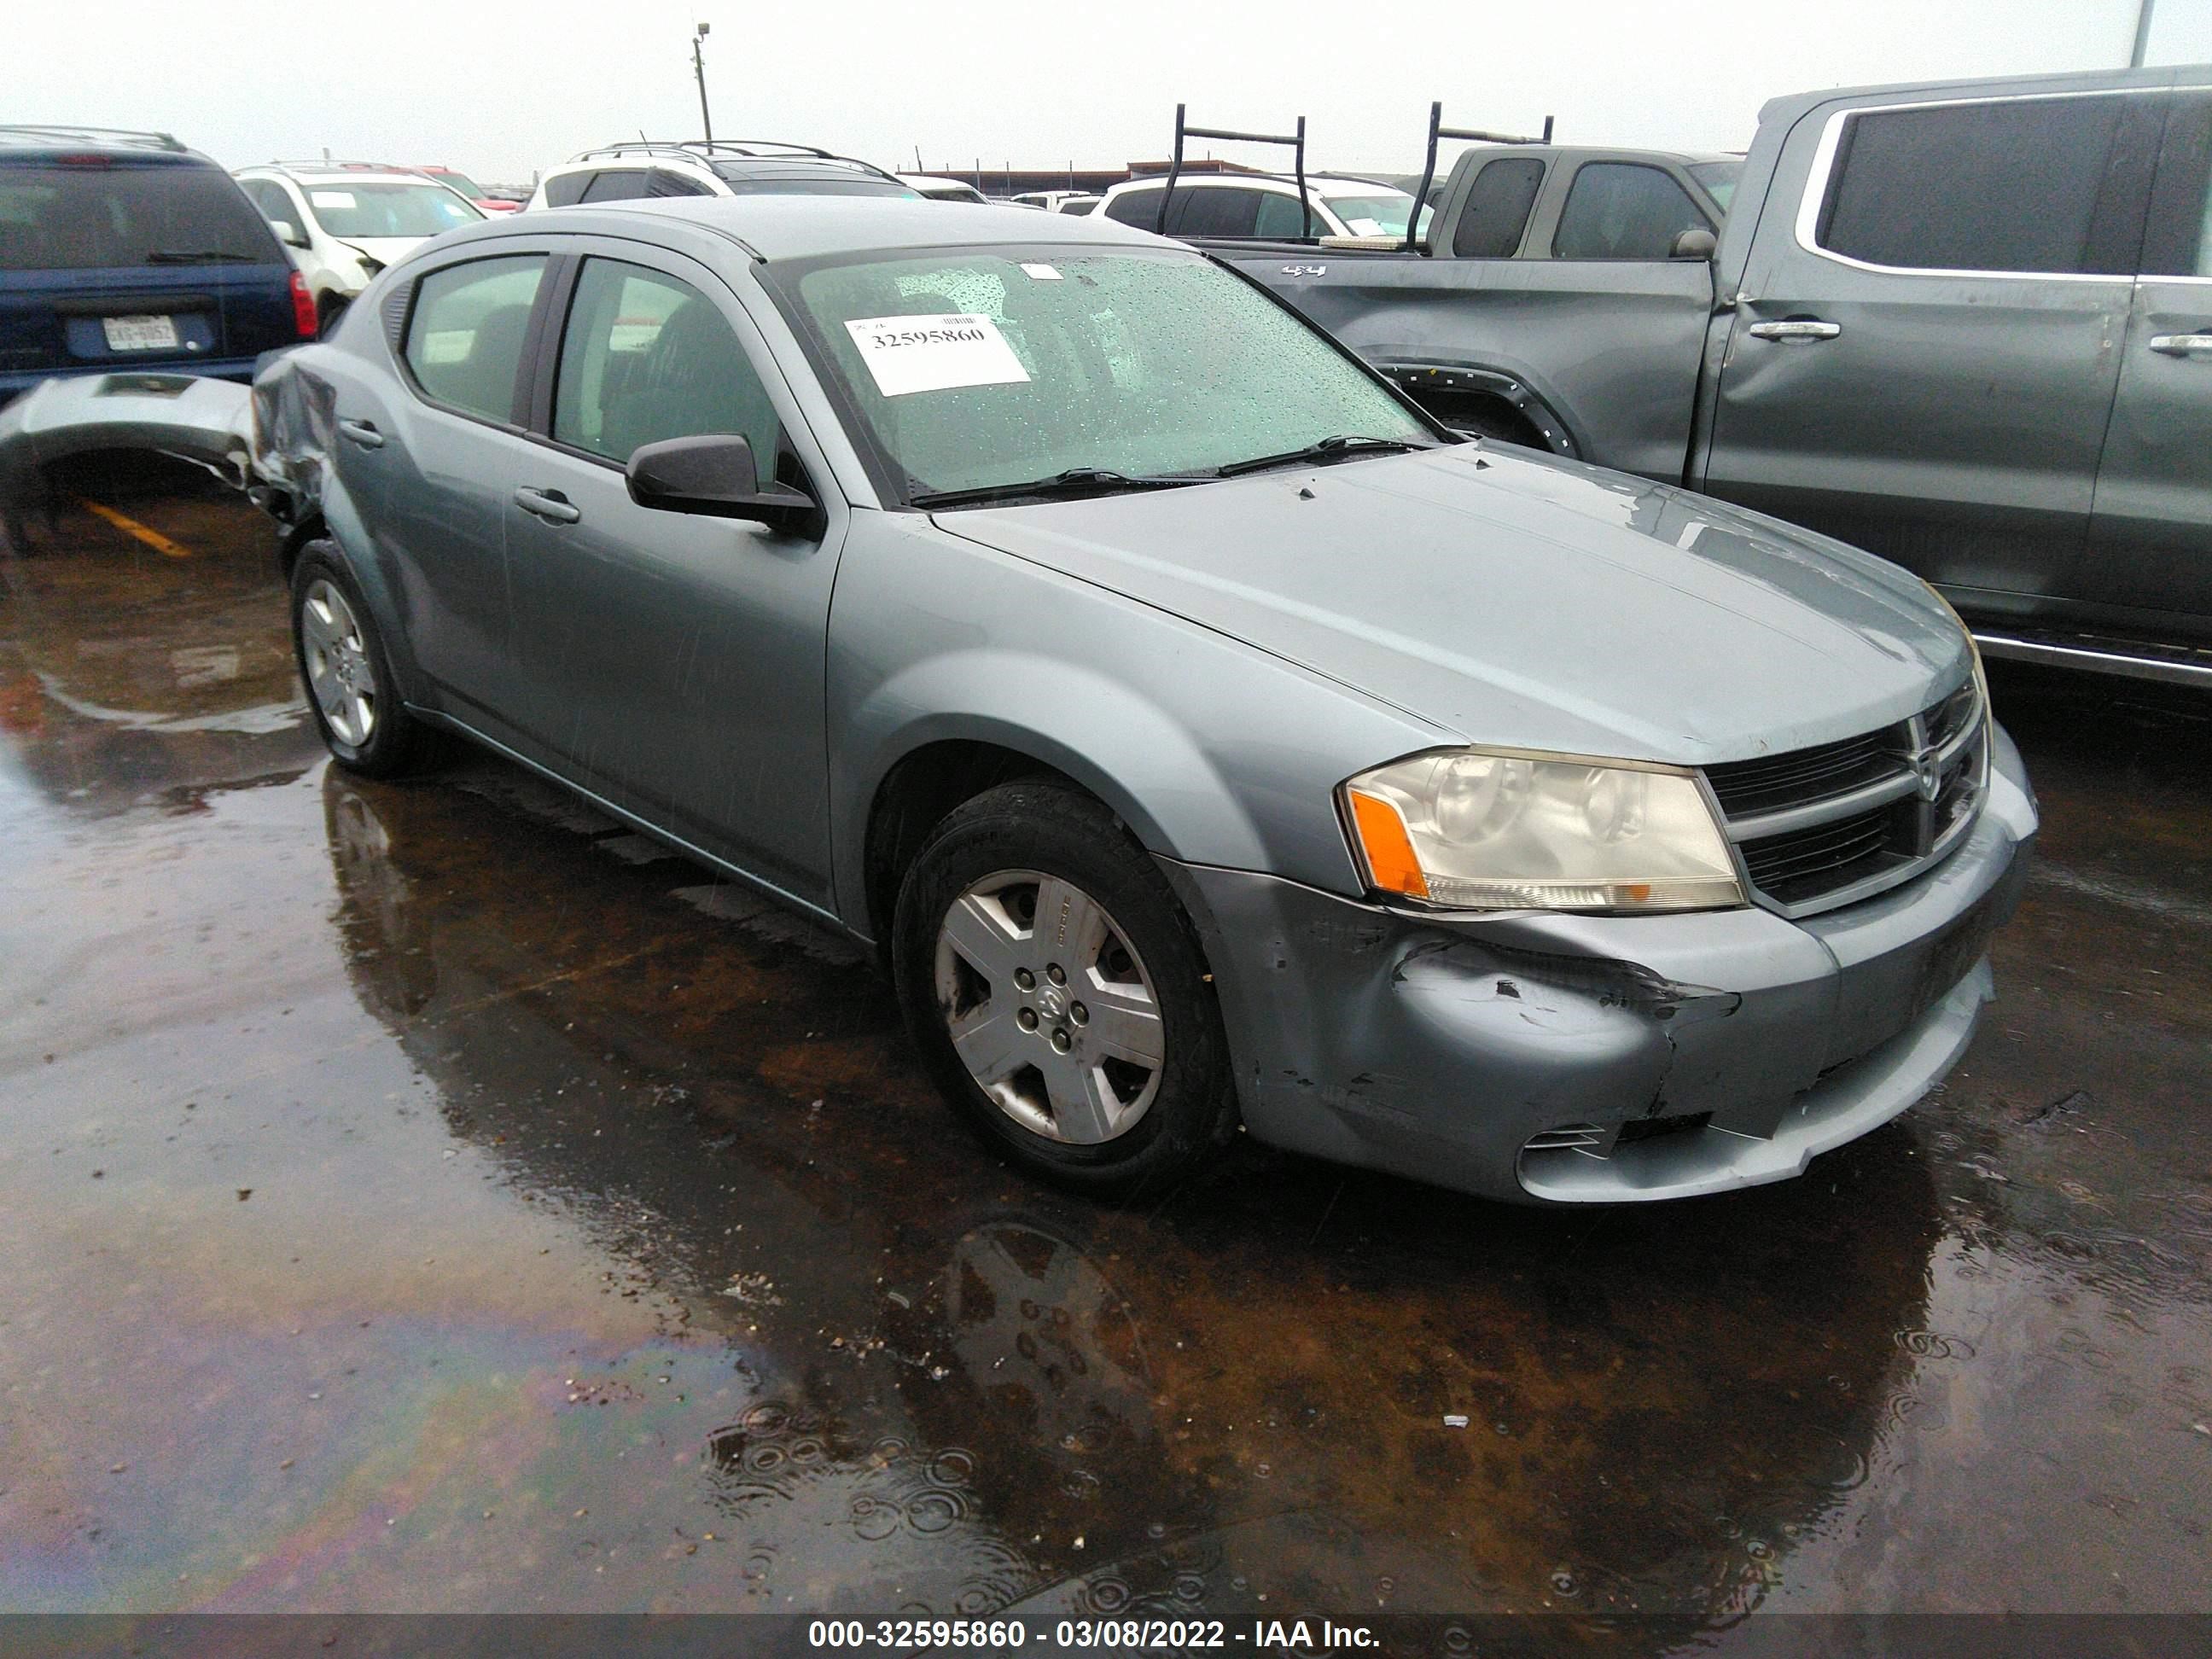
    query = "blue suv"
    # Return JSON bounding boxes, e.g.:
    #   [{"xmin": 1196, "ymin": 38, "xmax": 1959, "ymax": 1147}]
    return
[{"xmin": 0, "ymin": 125, "xmax": 311, "ymax": 403}]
